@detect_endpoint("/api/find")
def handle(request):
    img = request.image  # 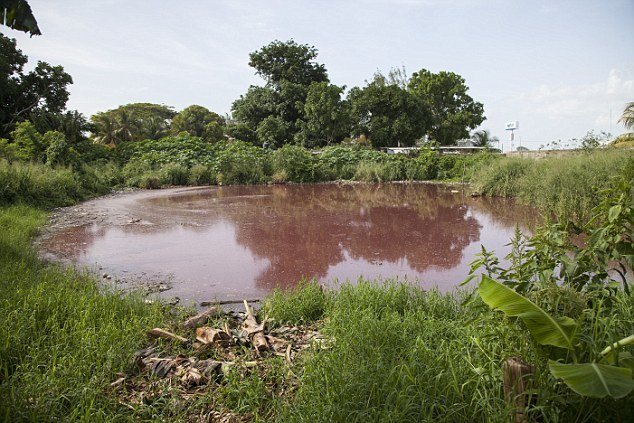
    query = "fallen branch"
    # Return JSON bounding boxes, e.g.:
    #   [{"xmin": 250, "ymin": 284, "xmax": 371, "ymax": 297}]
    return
[
  {"xmin": 182, "ymin": 306, "xmax": 222, "ymax": 329},
  {"xmin": 200, "ymin": 298, "xmax": 260, "ymax": 307},
  {"xmin": 147, "ymin": 328, "xmax": 190, "ymax": 345}
]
